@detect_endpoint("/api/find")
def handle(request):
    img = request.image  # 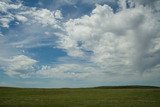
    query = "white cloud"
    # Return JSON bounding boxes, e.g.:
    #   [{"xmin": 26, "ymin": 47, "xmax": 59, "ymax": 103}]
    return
[
  {"xmin": 0, "ymin": 1, "xmax": 22, "ymax": 28},
  {"xmin": 15, "ymin": 15, "xmax": 28, "ymax": 23},
  {"xmin": 0, "ymin": 0, "xmax": 63, "ymax": 78},
  {"xmin": 0, "ymin": 0, "xmax": 63, "ymax": 29},
  {"xmin": 0, "ymin": 0, "xmax": 65, "ymax": 79},
  {"xmin": 1, "ymin": 55, "xmax": 37, "ymax": 78},
  {"xmin": 0, "ymin": 0, "xmax": 63, "ymax": 49},
  {"xmin": 0, "ymin": 1, "xmax": 21, "ymax": 13},
  {"xmin": 36, "ymin": 63, "xmax": 105, "ymax": 81},
  {"xmin": 58, "ymin": 1, "xmax": 160, "ymax": 74},
  {"xmin": 38, "ymin": 64, "xmax": 84, "ymax": 79},
  {"xmin": 0, "ymin": 18, "xmax": 11, "ymax": 28},
  {"xmin": 34, "ymin": 61, "xmax": 160, "ymax": 84},
  {"xmin": 54, "ymin": 10, "xmax": 63, "ymax": 19},
  {"xmin": 131, "ymin": 0, "xmax": 157, "ymax": 6},
  {"xmin": 19, "ymin": 8, "xmax": 62, "ymax": 28},
  {"xmin": 0, "ymin": 0, "xmax": 160, "ymax": 86}
]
